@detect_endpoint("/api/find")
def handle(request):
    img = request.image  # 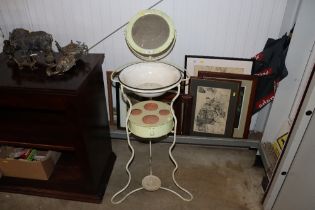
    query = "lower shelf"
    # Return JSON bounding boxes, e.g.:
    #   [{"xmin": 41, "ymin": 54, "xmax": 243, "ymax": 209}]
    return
[
  {"xmin": 0, "ymin": 151, "xmax": 116, "ymax": 203},
  {"xmin": 110, "ymin": 128, "xmax": 261, "ymax": 148}
]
